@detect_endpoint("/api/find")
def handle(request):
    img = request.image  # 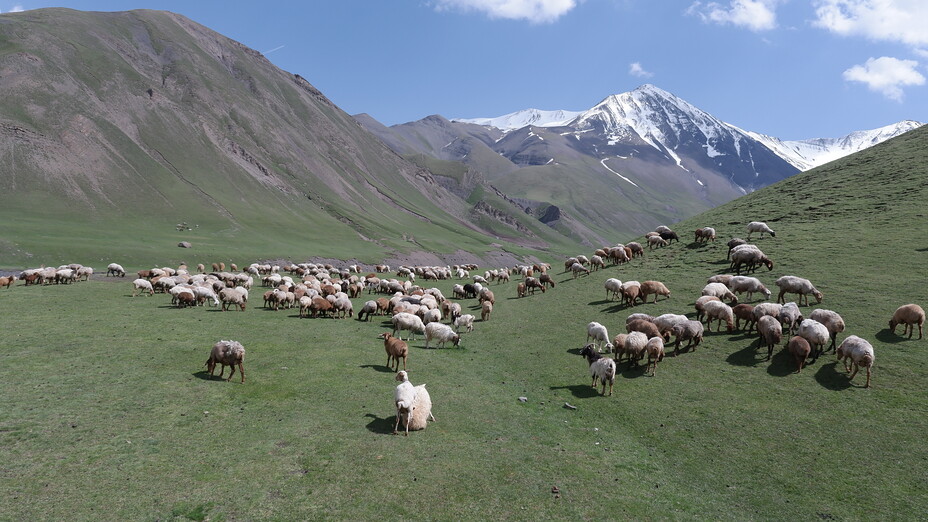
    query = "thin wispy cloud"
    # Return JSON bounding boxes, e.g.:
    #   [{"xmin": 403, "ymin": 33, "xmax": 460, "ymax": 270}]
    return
[
  {"xmin": 629, "ymin": 62, "xmax": 653, "ymax": 78},
  {"xmin": 434, "ymin": 0, "xmax": 577, "ymax": 24},
  {"xmin": 843, "ymin": 56, "xmax": 925, "ymax": 101},
  {"xmin": 813, "ymin": 0, "xmax": 928, "ymax": 47},
  {"xmin": 686, "ymin": 0, "xmax": 780, "ymax": 32}
]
